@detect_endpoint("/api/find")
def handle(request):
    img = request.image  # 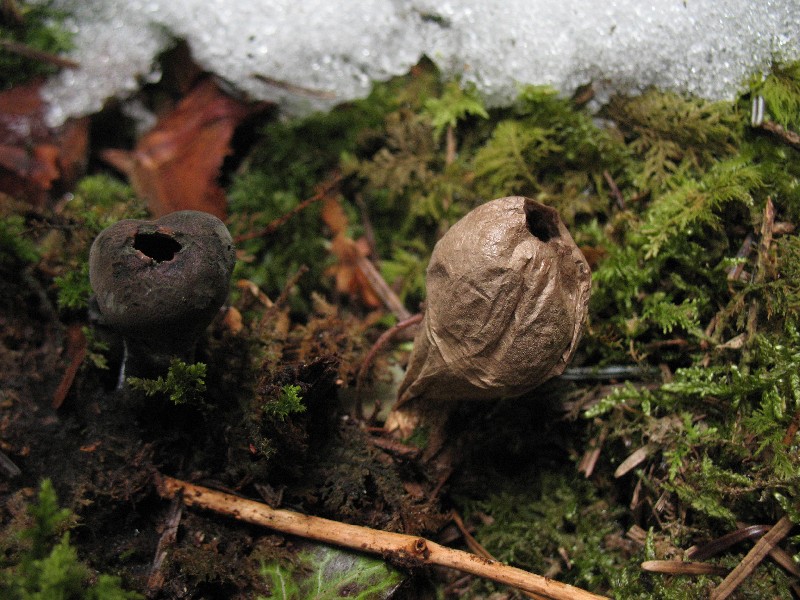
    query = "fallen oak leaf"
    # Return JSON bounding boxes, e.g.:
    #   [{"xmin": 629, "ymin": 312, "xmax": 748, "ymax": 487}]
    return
[
  {"xmin": 322, "ymin": 194, "xmax": 382, "ymax": 309},
  {"xmin": 322, "ymin": 194, "xmax": 411, "ymax": 315},
  {"xmin": 326, "ymin": 233, "xmax": 382, "ymax": 309},
  {"xmin": 101, "ymin": 77, "xmax": 263, "ymax": 219},
  {"xmin": 0, "ymin": 78, "xmax": 88, "ymax": 208}
]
